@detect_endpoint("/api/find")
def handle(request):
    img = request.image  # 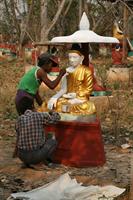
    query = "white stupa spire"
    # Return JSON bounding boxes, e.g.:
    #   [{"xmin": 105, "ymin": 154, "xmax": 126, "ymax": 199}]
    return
[{"xmin": 79, "ymin": 12, "xmax": 90, "ymax": 30}]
